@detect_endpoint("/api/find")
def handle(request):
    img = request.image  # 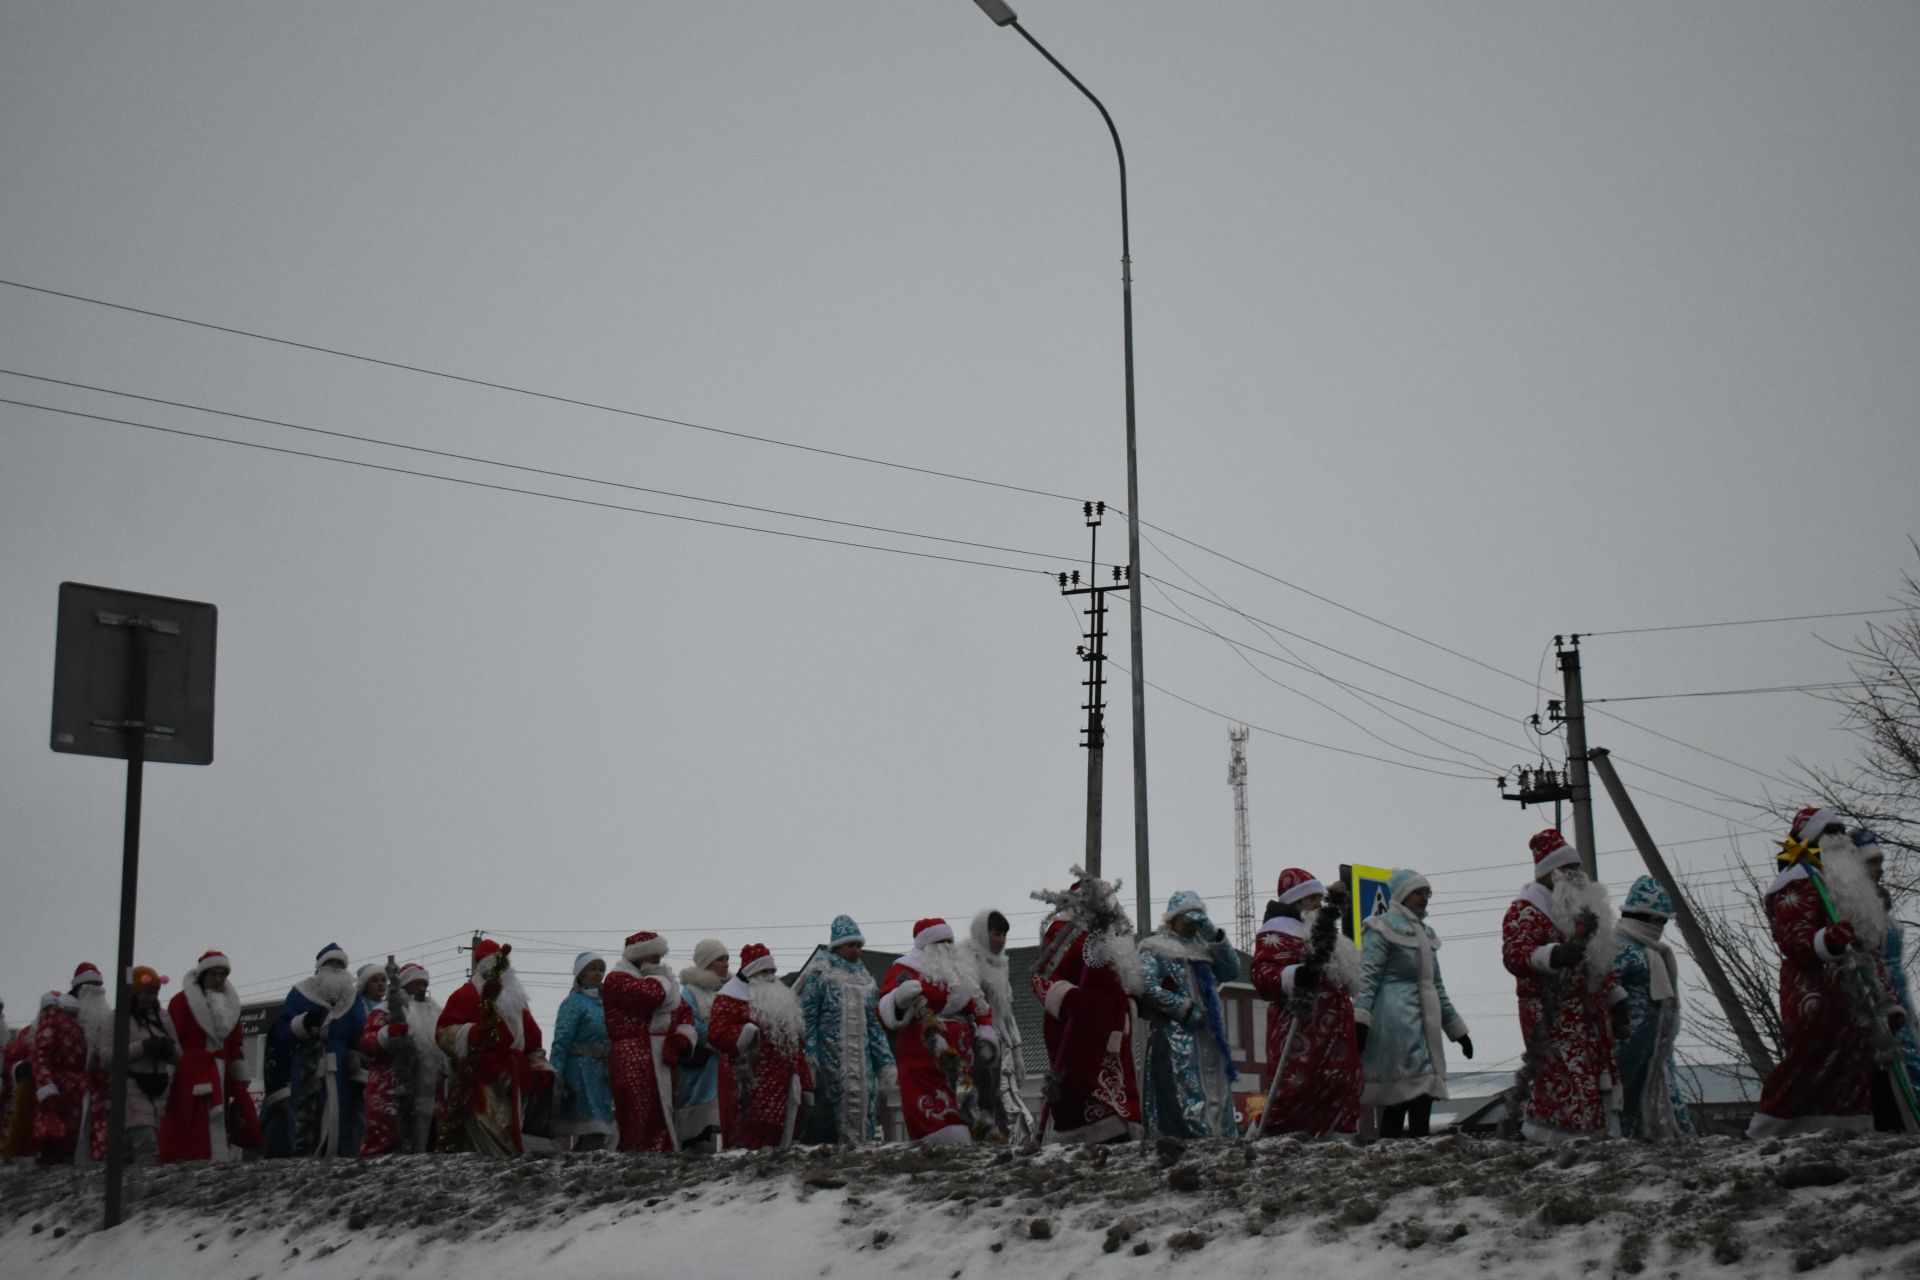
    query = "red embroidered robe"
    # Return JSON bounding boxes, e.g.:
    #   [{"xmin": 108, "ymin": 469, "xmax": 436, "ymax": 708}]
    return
[
  {"xmin": 1251, "ymin": 917, "xmax": 1361, "ymax": 1137},
  {"xmin": 602, "ymin": 963, "xmax": 697, "ymax": 1152},
  {"xmin": 1751, "ymin": 866, "xmax": 1898, "ymax": 1135},
  {"xmin": 157, "ymin": 986, "xmax": 260, "ymax": 1162},
  {"xmin": 1029, "ymin": 923, "xmax": 1139, "ymax": 1144},
  {"xmin": 708, "ymin": 980, "xmax": 812, "ymax": 1149},
  {"xmin": 435, "ymin": 980, "xmax": 545, "ymax": 1154},
  {"xmin": 357, "ymin": 1006, "xmax": 445, "ymax": 1156},
  {"xmin": 1500, "ymin": 883, "xmax": 1622, "ymax": 1137},
  {"xmin": 879, "ymin": 952, "xmax": 996, "ymax": 1142}
]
